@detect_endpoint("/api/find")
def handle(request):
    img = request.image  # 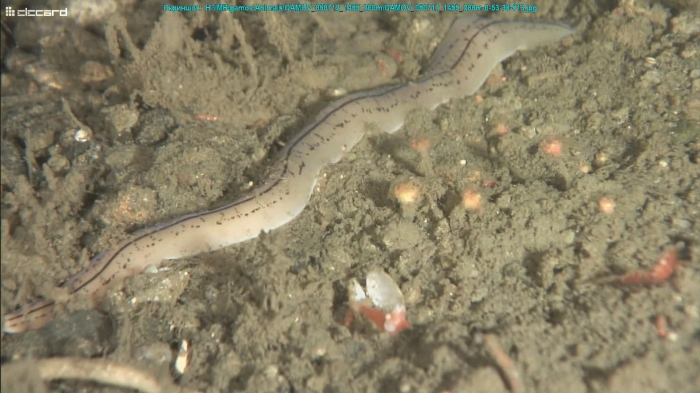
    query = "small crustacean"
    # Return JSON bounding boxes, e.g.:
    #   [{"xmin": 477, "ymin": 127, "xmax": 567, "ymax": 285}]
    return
[
  {"xmin": 613, "ymin": 248, "xmax": 681, "ymax": 285},
  {"xmin": 346, "ymin": 270, "xmax": 409, "ymax": 334}
]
